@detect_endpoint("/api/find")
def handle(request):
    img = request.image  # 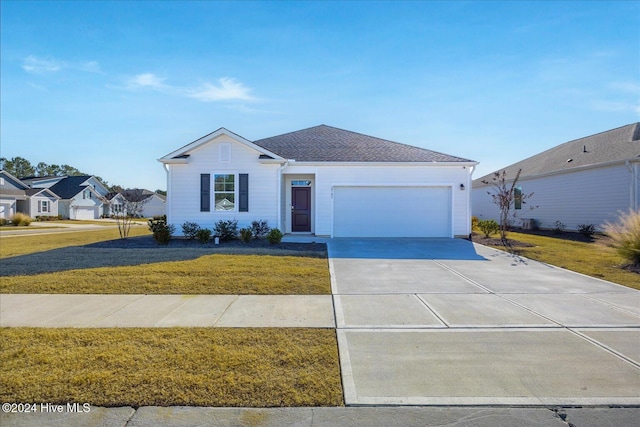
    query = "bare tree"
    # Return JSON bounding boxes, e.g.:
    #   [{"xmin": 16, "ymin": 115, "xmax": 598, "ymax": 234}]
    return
[
  {"xmin": 481, "ymin": 169, "xmax": 535, "ymax": 240},
  {"xmin": 106, "ymin": 190, "xmax": 151, "ymax": 239}
]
